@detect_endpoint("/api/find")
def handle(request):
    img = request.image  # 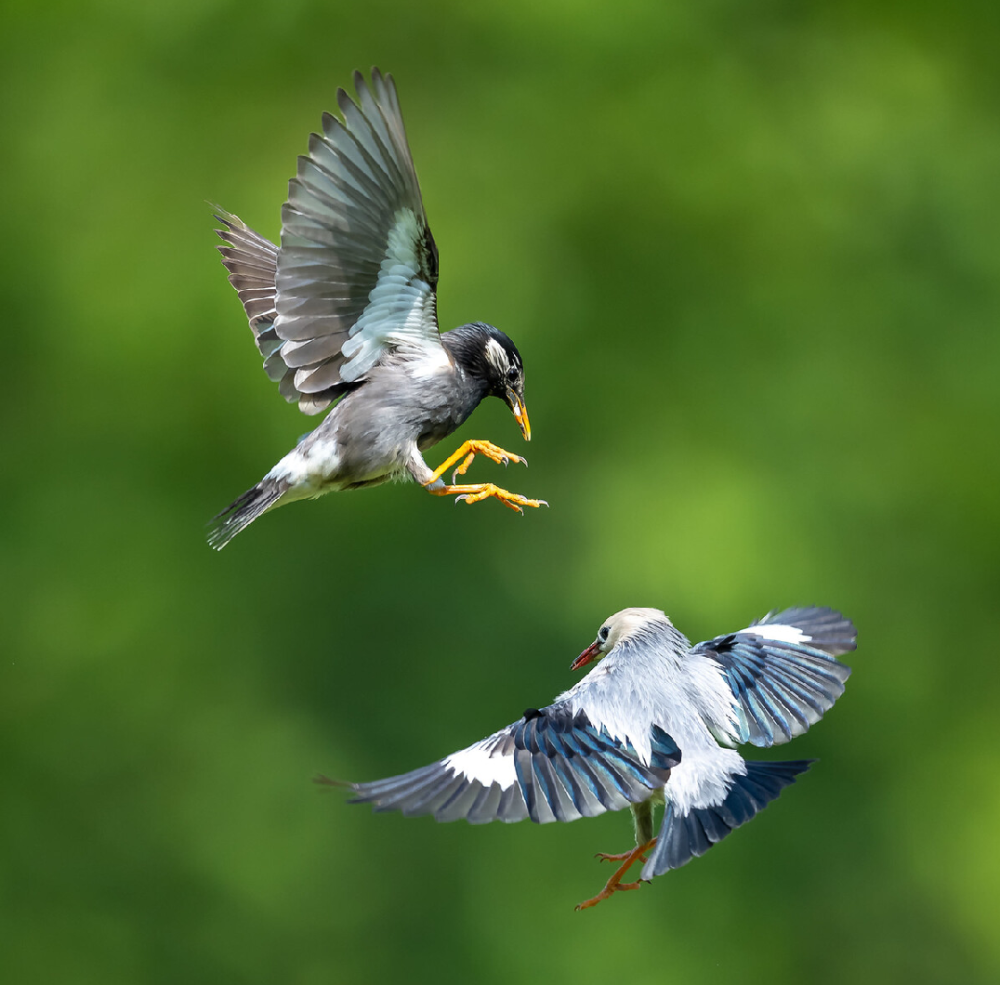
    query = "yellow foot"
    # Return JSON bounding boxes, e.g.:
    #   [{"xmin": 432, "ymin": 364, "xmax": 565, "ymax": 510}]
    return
[
  {"xmin": 575, "ymin": 839, "xmax": 656, "ymax": 911},
  {"xmin": 426, "ymin": 439, "xmax": 527, "ymax": 486},
  {"xmin": 428, "ymin": 482, "xmax": 548, "ymax": 514}
]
